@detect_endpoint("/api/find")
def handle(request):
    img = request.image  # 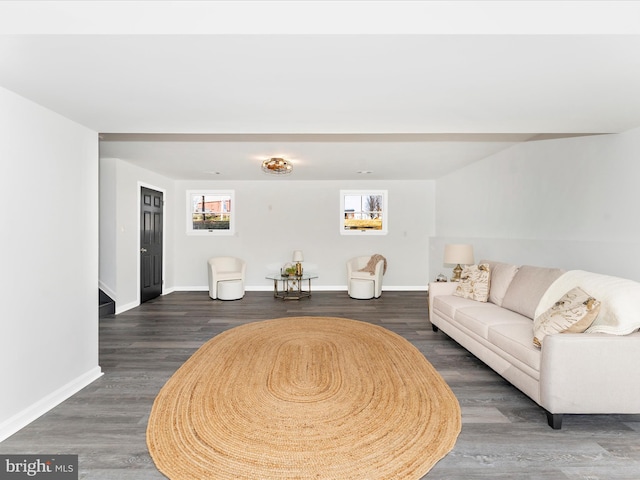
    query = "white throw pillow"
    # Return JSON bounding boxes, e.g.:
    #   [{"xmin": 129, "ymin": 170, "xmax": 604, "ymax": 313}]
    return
[{"xmin": 487, "ymin": 262, "xmax": 519, "ymax": 306}]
